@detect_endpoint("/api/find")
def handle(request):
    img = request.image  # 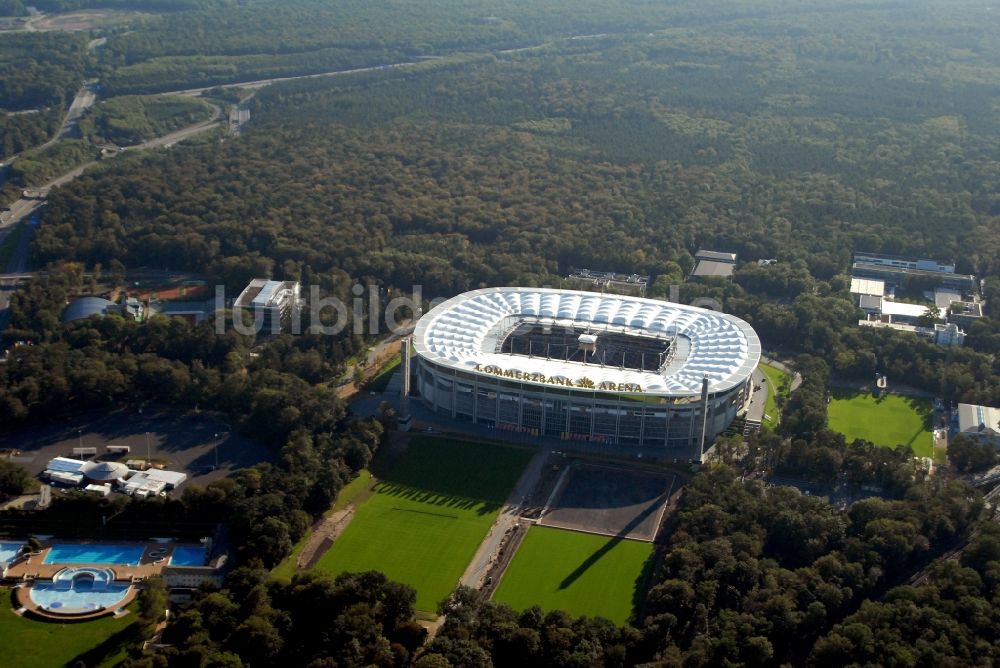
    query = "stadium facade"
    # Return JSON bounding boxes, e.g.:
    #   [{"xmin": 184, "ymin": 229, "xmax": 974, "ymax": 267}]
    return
[{"xmin": 412, "ymin": 287, "xmax": 761, "ymax": 457}]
